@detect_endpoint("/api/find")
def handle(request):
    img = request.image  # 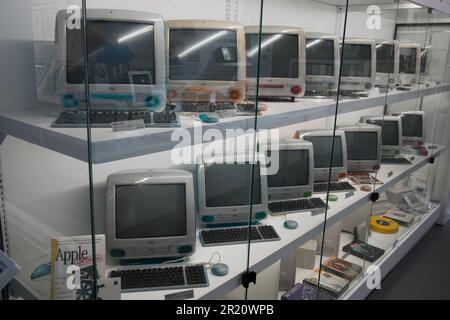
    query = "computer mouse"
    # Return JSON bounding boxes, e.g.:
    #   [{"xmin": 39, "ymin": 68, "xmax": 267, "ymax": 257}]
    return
[
  {"xmin": 30, "ymin": 262, "xmax": 51, "ymax": 280},
  {"xmin": 284, "ymin": 220, "xmax": 298, "ymax": 230},
  {"xmin": 199, "ymin": 113, "xmax": 220, "ymax": 123},
  {"xmin": 328, "ymin": 194, "xmax": 338, "ymax": 202},
  {"xmin": 211, "ymin": 263, "xmax": 229, "ymax": 276}
]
